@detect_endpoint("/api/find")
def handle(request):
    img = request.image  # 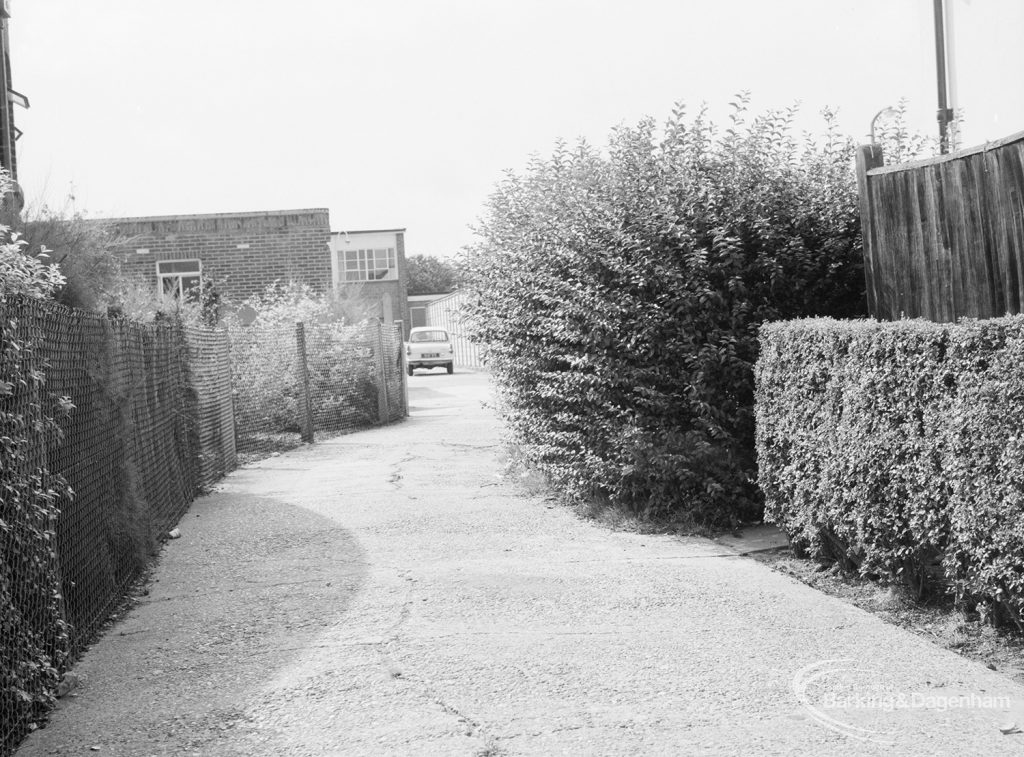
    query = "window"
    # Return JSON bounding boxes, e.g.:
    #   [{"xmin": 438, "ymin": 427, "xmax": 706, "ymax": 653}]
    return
[
  {"xmin": 342, "ymin": 247, "xmax": 397, "ymax": 282},
  {"xmin": 157, "ymin": 259, "xmax": 202, "ymax": 299},
  {"xmin": 409, "ymin": 329, "xmax": 449, "ymax": 343}
]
